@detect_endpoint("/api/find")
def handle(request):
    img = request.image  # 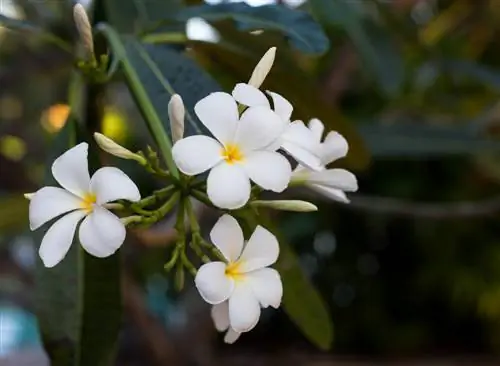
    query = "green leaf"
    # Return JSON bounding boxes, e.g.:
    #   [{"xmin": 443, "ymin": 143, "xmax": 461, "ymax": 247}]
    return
[
  {"xmin": 35, "ymin": 75, "xmax": 121, "ymax": 366},
  {"xmin": 0, "ymin": 14, "xmax": 39, "ymax": 32},
  {"xmin": 120, "ymin": 38, "xmax": 221, "ymax": 138},
  {"xmin": 277, "ymin": 239, "xmax": 333, "ymax": 350},
  {"xmin": 99, "ymin": 24, "xmax": 222, "ymax": 140},
  {"xmin": 103, "ymin": 0, "xmax": 183, "ymax": 33},
  {"xmin": 171, "ymin": 3, "xmax": 329, "ymax": 54},
  {"xmin": 359, "ymin": 122, "xmax": 500, "ymax": 157},
  {"xmin": 309, "ymin": 0, "xmax": 404, "ymax": 96},
  {"xmin": 98, "ymin": 25, "xmax": 180, "ymax": 179},
  {"xmin": 239, "ymin": 211, "xmax": 333, "ymax": 350}
]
